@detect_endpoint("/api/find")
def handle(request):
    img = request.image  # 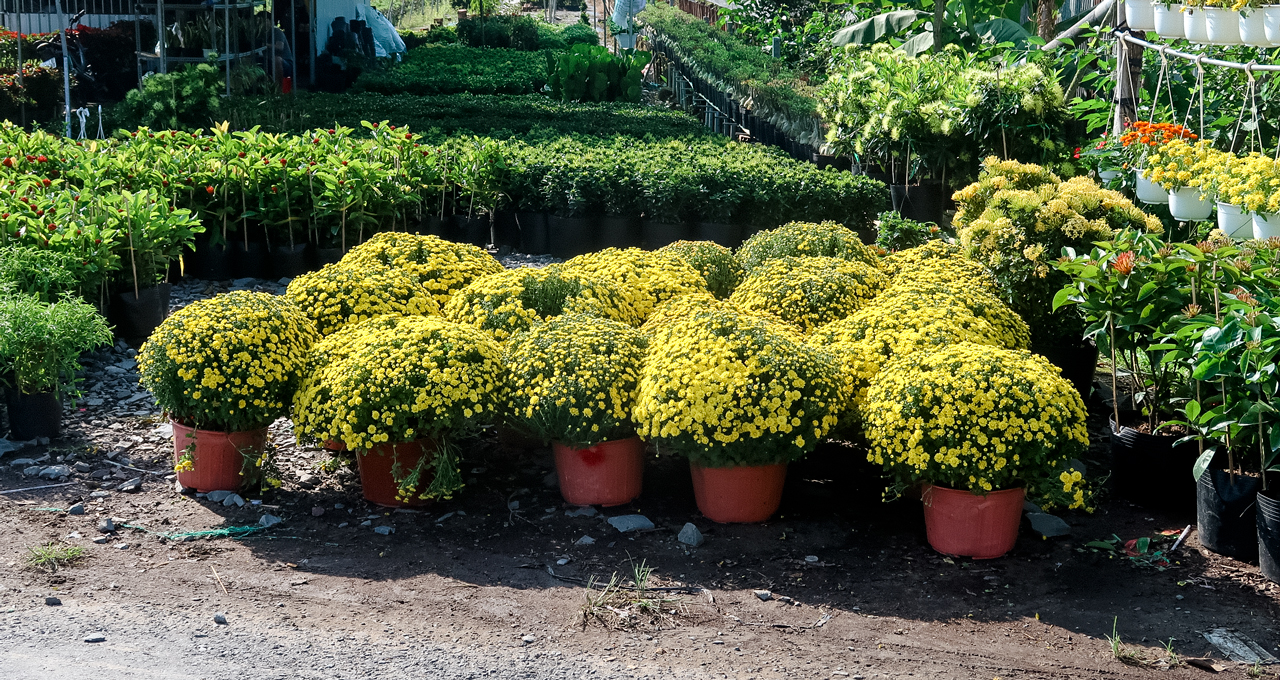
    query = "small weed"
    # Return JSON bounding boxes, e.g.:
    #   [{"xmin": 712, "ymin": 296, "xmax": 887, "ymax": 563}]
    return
[
  {"xmin": 25, "ymin": 542, "xmax": 86, "ymax": 573},
  {"xmin": 1161, "ymin": 638, "xmax": 1182, "ymax": 667},
  {"xmin": 1104, "ymin": 618, "xmax": 1146, "ymax": 666},
  {"xmin": 579, "ymin": 557, "xmax": 684, "ymax": 630},
  {"xmin": 1246, "ymin": 660, "xmax": 1267, "ymax": 678}
]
